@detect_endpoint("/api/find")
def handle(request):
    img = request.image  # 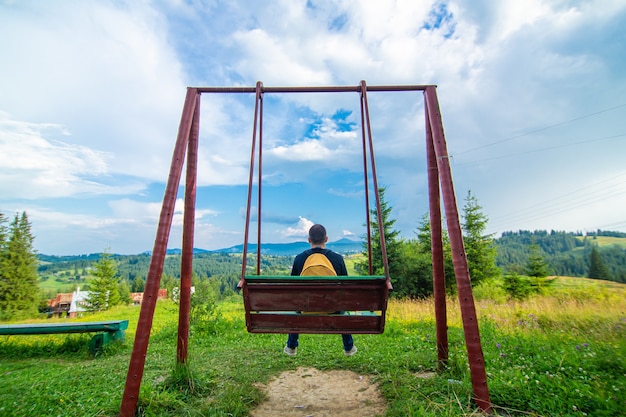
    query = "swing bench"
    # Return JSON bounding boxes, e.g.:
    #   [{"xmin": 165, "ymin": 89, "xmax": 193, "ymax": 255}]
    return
[
  {"xmin": 242, "ymin": 275, "xmax": 389, "ymax": 333},
  {"xmin": 238, "ymin": 81, "xmax": 392, "ymax": 335}
]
